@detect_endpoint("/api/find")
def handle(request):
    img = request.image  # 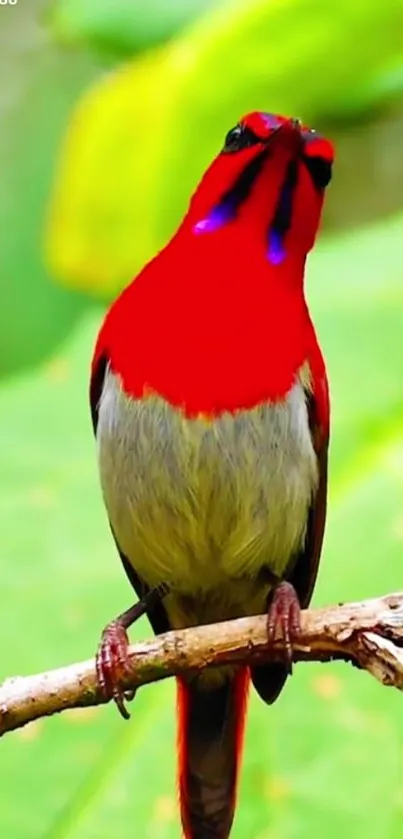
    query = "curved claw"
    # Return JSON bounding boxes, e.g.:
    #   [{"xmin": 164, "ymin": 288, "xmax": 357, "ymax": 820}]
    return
[
  {"xmin": 267, "ymin": 581, "xmax": 301, "ymax": 674},
  {"xmin": 96, "ymin": 621, "xmax": 135, "ymax": 719}
]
